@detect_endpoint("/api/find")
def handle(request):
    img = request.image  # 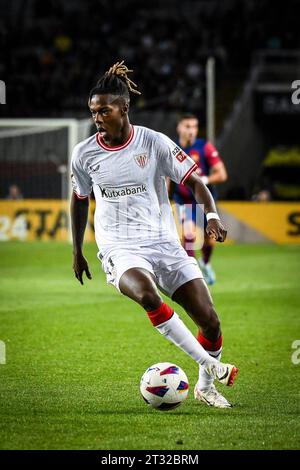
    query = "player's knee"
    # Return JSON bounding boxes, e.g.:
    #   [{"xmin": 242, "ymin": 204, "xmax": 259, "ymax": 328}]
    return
[{"xmin": 138, "ymin": 289, "xmax": 162, "ymax": 311}]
